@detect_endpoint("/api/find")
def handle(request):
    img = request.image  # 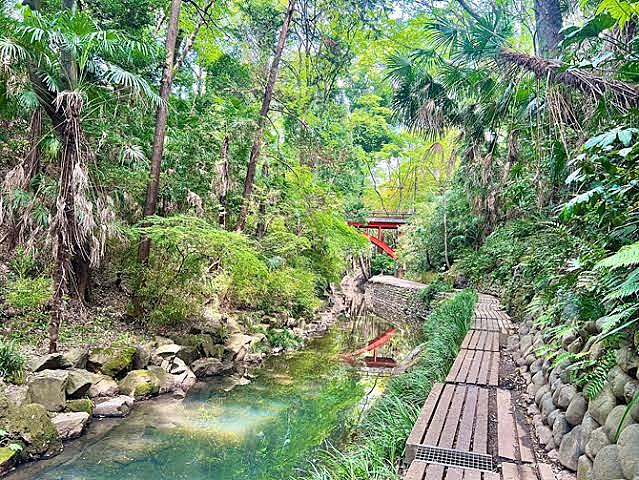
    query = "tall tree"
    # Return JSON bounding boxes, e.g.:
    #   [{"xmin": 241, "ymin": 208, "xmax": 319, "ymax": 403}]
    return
[
  {"xmin": 138, "ymin": 0, "xmax": 182, "ymax": 262},
  {"xmin": 235, "ymin": 0, "xmax": 296, "ymax": 232},
  {"xmin": 534, "ymin": 0, "xmax": 563, "ymax": 57}
]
